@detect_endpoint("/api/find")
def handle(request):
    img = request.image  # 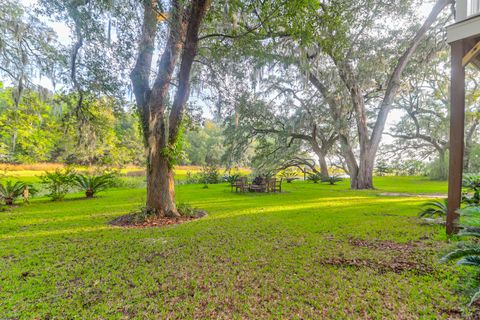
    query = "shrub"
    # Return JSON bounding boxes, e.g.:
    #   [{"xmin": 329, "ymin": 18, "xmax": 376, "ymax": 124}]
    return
[
  {"xmin": 185, "ymin": 171, "xmax": 200, "ymax": 184},
  {"xmin": 418, "ymin": 199, "xmax": 448, "ymax": 218},
  {"xmin": 177, "ymin": 203, "xmax": 196, "ymax": 217},
  {"xmin": 280, "ymin": 169, "xmax": 299, "ymax": 183},
  {"xmin": 73, "ymin": 172, "xmax": 117, "ymax": 198},
  {"xmin": 224, "ymin": 174, "xmax": 240, "ymax": 184},
  {"xmin": 463, "ymin": 174, "xmax": 480, "ymax": 206},
  {"xmin": 199, "ymin": 164, "xmax": 220, "ymax": 184},
  {"xmin": 307, "ymin": 172, "xmax": 323, "ymax": 184},
  {"xmin": 0, "ymin": 181, "xmax": 26, "ymax": 205},
  {"xmin": 442, "ymin": 229, "xmax": 480, "ymax": 305},
  {"xmin": 327, "ymin": 175, "xmax": 342, "ymax": 185},
  {"xmin": 40, "ymin": 168, "xmax": 77, "ymax": 201}
]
